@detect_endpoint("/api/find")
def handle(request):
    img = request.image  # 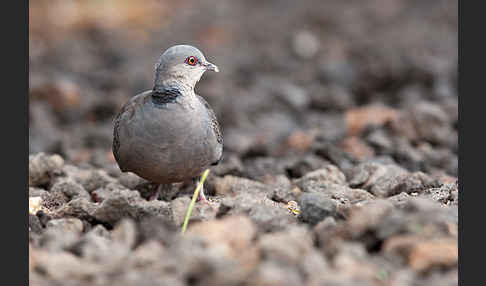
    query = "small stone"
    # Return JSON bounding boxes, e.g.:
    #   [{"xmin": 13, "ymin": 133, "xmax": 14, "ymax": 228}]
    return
[
  {"xmin": 248, "ymin": 261, "xmax": 304, "ymax": 286},
  {"xmin": 72, "ymin": 169, "xmax": 117, "ymax": 193},
  {"xmin": 295, "ymin": 165, "xmax": 347, "ymax": 187},
  {"xmin": 29, "ymin": 153, "xmax": 64, "ymax": 187},
  {"xmin": 341, "ymin": 136, "xmax": 375, "ymax": 161},
  {"xmin": 387, "ymin": 192, "xmax": 412, "ymax": 207},
  {"xmin": 91, "ymin": 189, "xmax": 172, "ymax": 225},
  {"xmin": 29, "ymin": 187, "xmax": 48, "ymax": 198},
  {"xmin": 347, "ymin": 162, "xmax": 409, "ymax": 197},
  {"xmin": 41, "ymin": 190, "xmax": 69, "ymax": 211},
  {"xmin": 267, "ymin": 175, "xmax": 298, "ymax": 203},
  {"xmin": 213, "ymin": 175, "xmax": 272, "ymax": 197},
  {"xmin": 258, "ymin": 226, "xmax": 316, "ymax": 266},
  {"xmin": 345, "ymin": 104, "xmax": 400, "ymax": 136},
  {"xmin": 211, "ymin": 154, "xmax": 245, "ymax": 177},
  {"xmin": 298, "ymin": 193, "xmax": 337, "ymax": 225},
  {"xmin": 292, "ymin": 30, "xmax": 320, "ymax": 60},
  {"xmin": 50, "ymin": 178, "xmax": 90, "ymax": 200},
  {"xmin": 41, "ymin": 218, "xmax": 84, "ymax": 251},
  {"xmin": 171, "ymin": 196, "xmax": 217, "ymax": 226},
  {"xmin": 29, "ymin": 197, "xmax": 44, "ymax": 215},
  {"xmin": 29, "ymin": 214, "xmax": 43, "ymax": 235},
  {"xmin": 46, "ymin": 218, "xmax": 84, "ymax": 234},
  {"xmin": 248, "ymin": 204, "xmax": 298, "ymax": 232},
  {"xmin": 137, "ymin": 216, "xmax": 178, "ymax": 247},
  {"xmin": 390, "ymin": 172, "xmax": 441, "ymax": 195},
  {"xmin": 409, "ymin": 238, "xmax": 458, "ymax": 272},
  {"xmin": 111, "ymin": 219, "xmax": 137, "ymax": 250},
  {"xmin": 182, "ymin": 215, "xmax": 260, "ymax": 284}
]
